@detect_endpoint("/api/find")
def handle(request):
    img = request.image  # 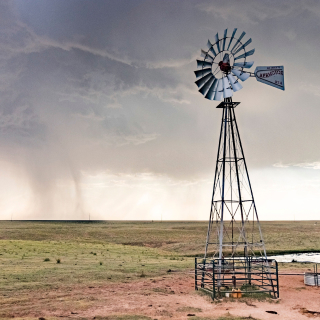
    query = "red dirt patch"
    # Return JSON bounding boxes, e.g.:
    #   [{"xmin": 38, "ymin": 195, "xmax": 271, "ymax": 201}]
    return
[{"xmin": 2, "ymin": 270, "xmax": 320, "ymax": 319}]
